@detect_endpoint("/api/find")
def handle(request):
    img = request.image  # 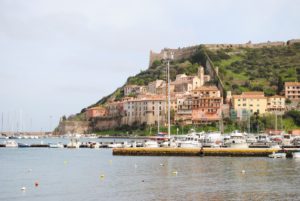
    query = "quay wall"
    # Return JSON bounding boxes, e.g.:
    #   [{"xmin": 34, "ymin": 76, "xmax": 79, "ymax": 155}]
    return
[{"xmin": 113, "ymin": 148, "xmax": 280, "ymax": 157}]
